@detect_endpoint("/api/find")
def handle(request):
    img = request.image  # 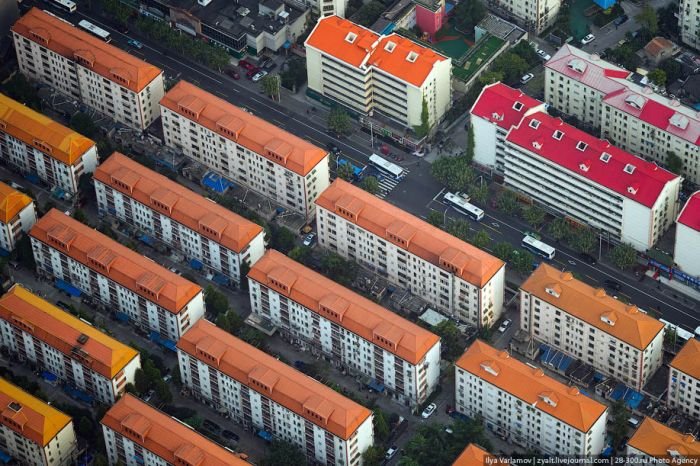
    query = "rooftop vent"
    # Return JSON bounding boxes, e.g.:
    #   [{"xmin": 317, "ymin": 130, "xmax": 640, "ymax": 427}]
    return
[
  {"xmin": 7, "ymin": 402, "xmax": 21, "ymax": 413},
  {"xmin": 600, "ymin": 152, "xmax": 612, "ymax": 163},
  {"xmin": 567, "ymin": 59, "xmax": 587, "ymax": 73},
  {"xmin": 627, "ymin": 185, "xmax": 639, "ymax": 195},
  {"xmin": 532, "ymin": 140, "xmax": 543, "ymax": 150},
  {"xmin": 623, "ymin": 163, "xmax": 636, "ymax": 174},
  {"xmin": 77, "ymin": 334, "xmax": 89, "ymax": 345},
  {"xmin": 491, "ymin": 112, "xmax": 504, "ymax": 122},
  {"xmin": 513, "ymin": 101, "xmax": 524, "ymax": 111},
  {"xmin": 529, "ymin": 119, "xmax": 540, "ymax": 129},
  {"xmin": 670, "ymin": 113, "xmax": 689, "ymax": 130},
  {"xmin": 406, "ymin": 51, "xmax": 418, "ymax": 63},
  {"xmin": 579, "ymin": 162, "xmax": 590, "ymax": 172},
  {"xmin": 576, "ymin": 141, "xmax": 588, "ymax": 151},
  {"xmin": 552, "ymin": 130, "xmax": 564, "ymax": 140},
  {"xmin": 345, "ymin": 32, "xmax": 357, "ymax": 44},
  {"xmin": 384, "ymin": 41, "xmax": 396, "ymax": 52},
  {"xmin": 625, "ymin": 94, "xmax": 645, "ymax": 110}
]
